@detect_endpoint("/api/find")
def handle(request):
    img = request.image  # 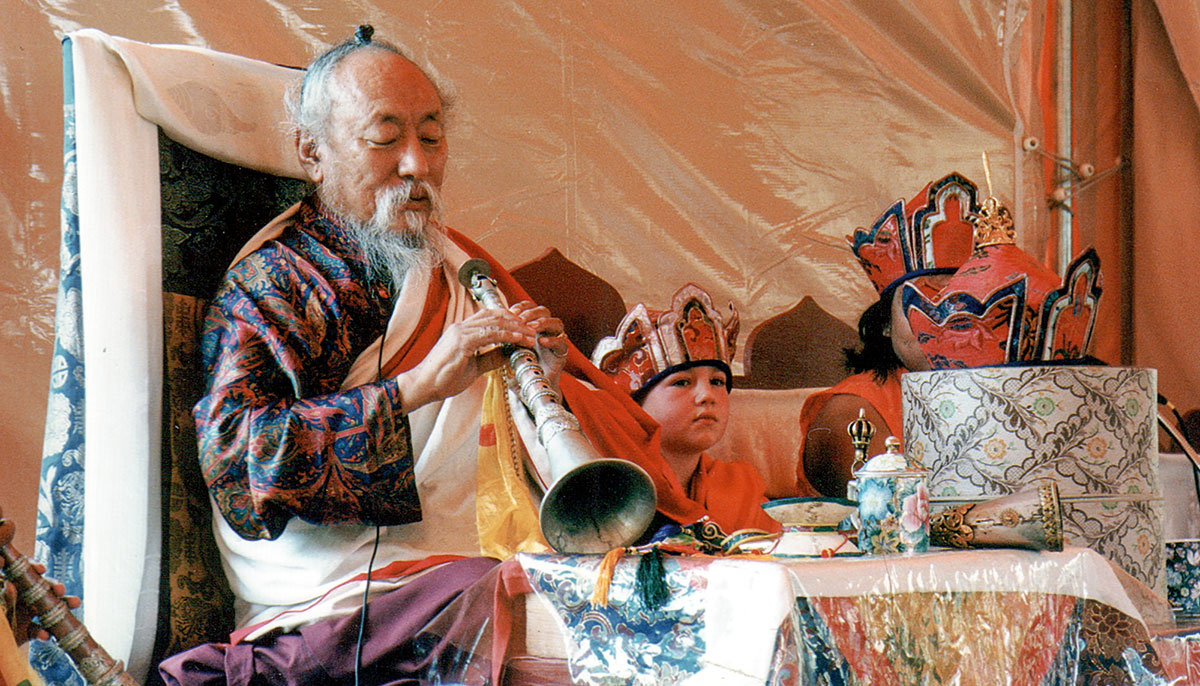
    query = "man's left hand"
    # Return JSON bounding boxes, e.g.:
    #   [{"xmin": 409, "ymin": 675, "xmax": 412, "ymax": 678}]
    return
[{"xmin": 509, "ymin": 301, "xmax": 569, "ymax": 390}]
